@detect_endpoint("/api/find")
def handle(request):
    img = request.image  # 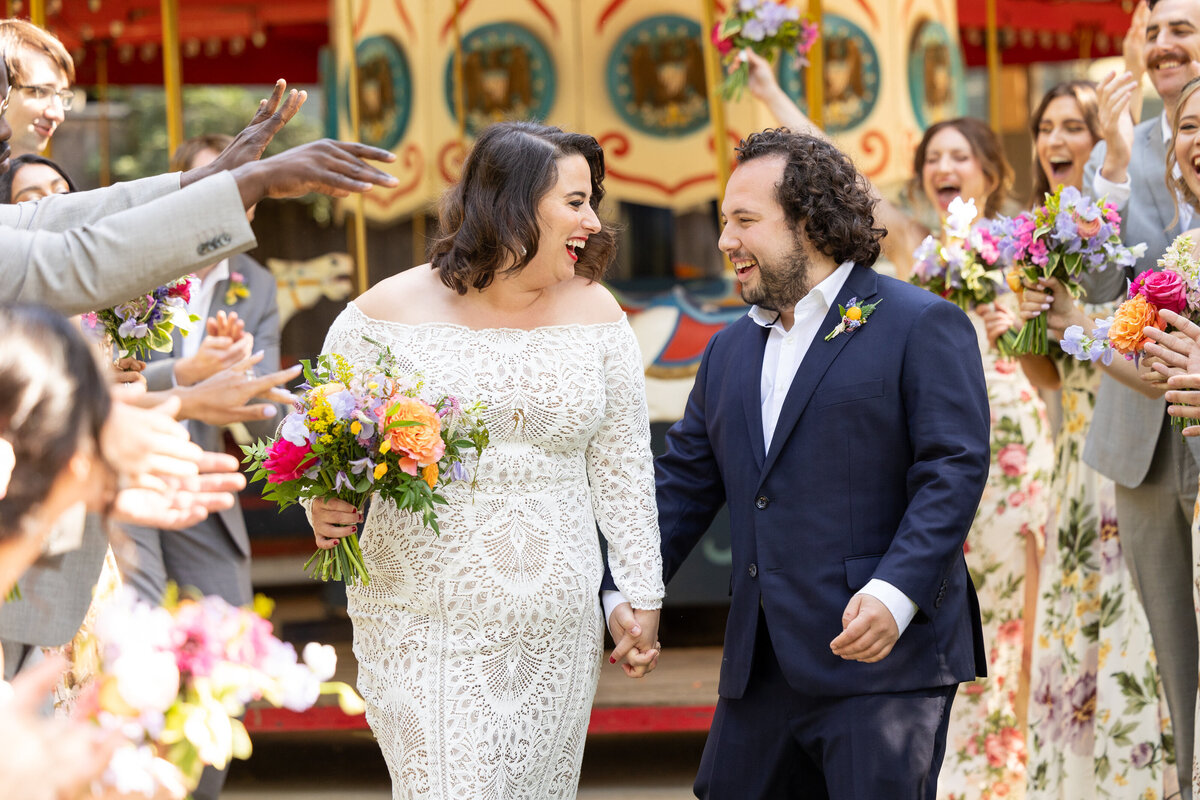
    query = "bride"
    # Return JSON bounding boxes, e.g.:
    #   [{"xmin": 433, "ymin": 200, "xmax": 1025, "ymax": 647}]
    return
[{"xmin": 308, "ymin": 121, "xmax": 665, "ymax": 799}]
